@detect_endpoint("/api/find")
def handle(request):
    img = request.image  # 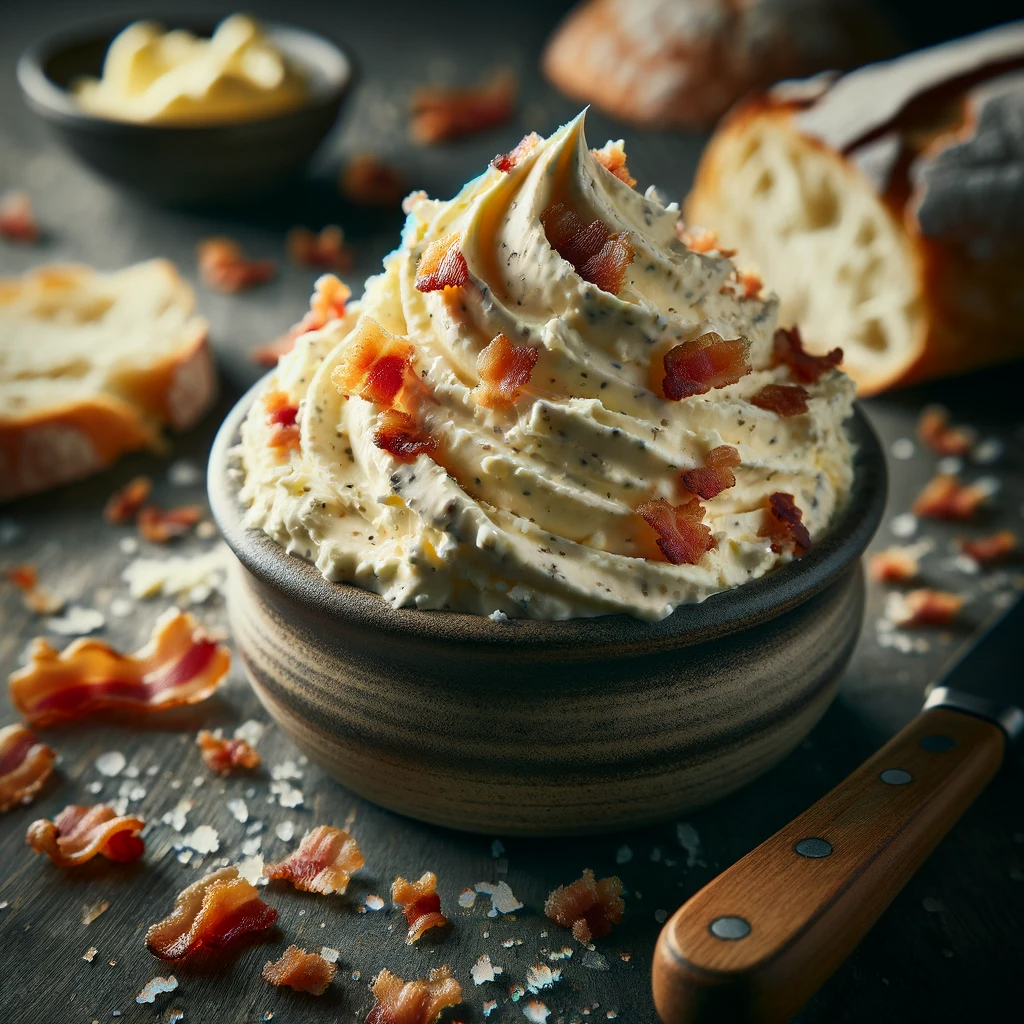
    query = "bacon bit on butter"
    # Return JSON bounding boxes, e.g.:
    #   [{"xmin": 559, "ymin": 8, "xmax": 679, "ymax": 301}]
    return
[
  {"xmin": 196, "ymin": 730, "xmax": 261, "ymax": 775},
  {"xmin": 4, "ymin": 563, "xmax": 64, "ymax": 615},
  {"xmin": 392, "ymin": 871, "xmax": 449, "ymax": 944},
  {"xmin": 544, "ymin": 869, "xmax": 625, "ymax": 945},
  {"xmin": 760, "ymin": 492, "xmax": 811, "ymax": 556},
  {"xmin": 739, "ymin": 271, "xmax": 763, "ymax": 299},
  {"xmin": 331, "ymin": 319, "xmax": 421, "ymax": 413},
  {"xmin": 541, "ymin": 202, "xmax": 634, "ymax": 294},
  {"xmin": 286, "ymin": 225, "xmax": 354, "ymax": 272},
  {"xmin": 264, "ymin": 390, "xmax": 301, "ymax": 452},
  {"xmin": 912, "ymin": 474, "xmax": 990, "ymax": 521},
  {"xmin": 591, "ymin": 141, "xmax": 637, "ymax": 188},
  {"xmin": 104, "ymin": 476, "xmax": 153, "ymax": 524},
  {"xmin": 959, "ymin": 530, "xmax": 1018, "ymax": 564},
  {"xmin": 0, "ymin": 190, "xmax": 40, "ymax": 243},
  {"xmin": 661, "ymin": 332, "xmax": 750, "ymax": 401},
  {"xmin": 415, "ymin": 233, "xmax": 470, "ymax": 292},
  {"xmin": 8, "ymin": 608, "xmax": 230, "ymax": 728},
  {"xmin": 492, "ymin": 132, "xmax": 541, "ymax": 173},
  {"xmin": 682, "ymin": 445, "xmax": 741, "ymax": 500},
  {"xmin": 137, "ymin": 504, "xmax": 203, "ymax": 543},
  {"xmin": 637, "ymin": 497, "xmax": 715, "ymax": 566},
  {"xmin": 0, "ymin": 723, "xmax": 55, "ymax": 812},
  {"xmin": 772, "ymin": 326, "xmax": 843, "ymax": 384},
  {"xmin": 340, "ymin": 154, "xmax": 405, "ymax": 207},
  {"xmin": 265, "ymin": 825, "xmax": 364, "ymax": 895},
  {"xmin": 472, "ymin": 333, "xmax": 539, "ymax": 408},
  {"xmin": 145, "ymin": 866, "xmax": 278, "ymax": 961},
  {"xmin": 869, "ymin": 546, "xmax": 921, "ymax": 583},
  {"xmin": 917, "ymin": 405, "xmax": 976, "ymax": 456},
  {"xmin": 253, "ymin": 273, "xmax": 352, "ymax": 366},
  {"xmin": 367, "ymin": 966, "xmax": 462, "ymax": 1024},
  {"xmin": 374, "ymin": 410, "xmax": 438, "ymax": 463},
  {"xmin": 888, "ymin": 588, "xmax": 964, "ymax": 628},
  {"xmin": 675, "ymin": 224, "xmax": 736, "ymax": 258},
  {"xmin": 263, "ymin": 945, "xmax": 336, "ymax": 995},
  {"xmin": 751, "ymin": 383, "xmax": 810, "ymax": 418},
  {"xmin": 410, "ymin": 70, "xmax": 516, "ymax": 144},
  {"xmin": 197, "ymin": 237, "xmax": 275, "ymax": 293},
  {"xmin": 27, "ymin": 803, "xmax": 145, "ymax": 867}
]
